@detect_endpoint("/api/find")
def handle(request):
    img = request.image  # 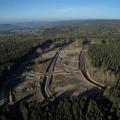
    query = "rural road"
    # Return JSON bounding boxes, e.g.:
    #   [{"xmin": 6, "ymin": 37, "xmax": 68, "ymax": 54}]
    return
[
  {"xmin": 79, "ymin": 47, "xmax": 105, "ymax": 89},
  {"xmin": 41, "ymin": 46, "xmax": 65, "ymax": 100}
]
